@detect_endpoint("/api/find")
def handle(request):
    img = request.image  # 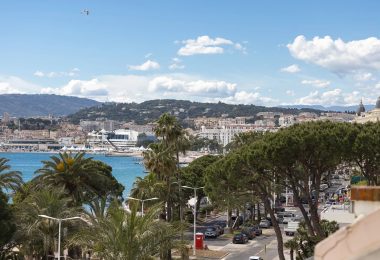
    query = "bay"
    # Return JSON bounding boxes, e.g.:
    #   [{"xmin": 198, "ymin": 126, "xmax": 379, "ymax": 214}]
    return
[{"xmin": 0, "ymin": 152, "xmax": 146, "ymax": 196}]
